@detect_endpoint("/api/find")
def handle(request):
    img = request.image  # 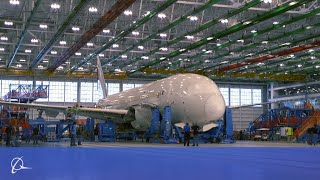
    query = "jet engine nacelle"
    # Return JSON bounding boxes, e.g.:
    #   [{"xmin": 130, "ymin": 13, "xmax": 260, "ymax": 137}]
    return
[{"xmin": 123, "ymin": 106, "xmax": 152, "ymax": 131}]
